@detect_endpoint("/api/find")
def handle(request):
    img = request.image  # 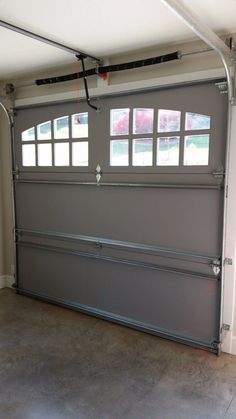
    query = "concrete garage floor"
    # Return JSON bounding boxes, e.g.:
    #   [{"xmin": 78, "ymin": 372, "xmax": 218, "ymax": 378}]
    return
[{"xmin": 1, "ymin": 289, "xmax": 236, "ymax": 419}]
